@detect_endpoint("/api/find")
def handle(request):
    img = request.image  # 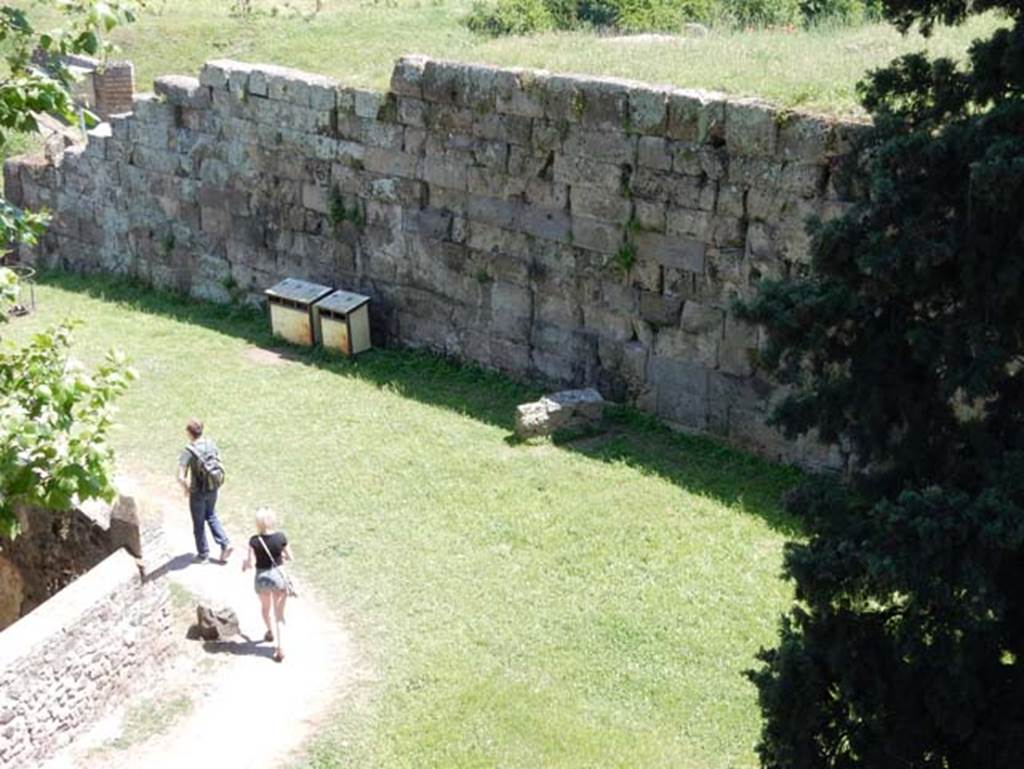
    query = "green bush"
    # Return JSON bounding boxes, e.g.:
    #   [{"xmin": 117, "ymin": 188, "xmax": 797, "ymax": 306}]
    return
[
  {"xmin": 724, "ymin": 0, "xmax": 800, "ymax": 27},
  {"xmin": 800, "ymin": 0, "xmax": 880, "ymax": 25},
  {"xmin": 464, "ymin": 0, "xmax": 877, "ymax": 34},
  {"xmin": 466, "ymin": 0, "xmax": 555, "ymax": 35},
  {"xmin": 613, "ymin": 0, "xmax": 715, "ymax": 30}
]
